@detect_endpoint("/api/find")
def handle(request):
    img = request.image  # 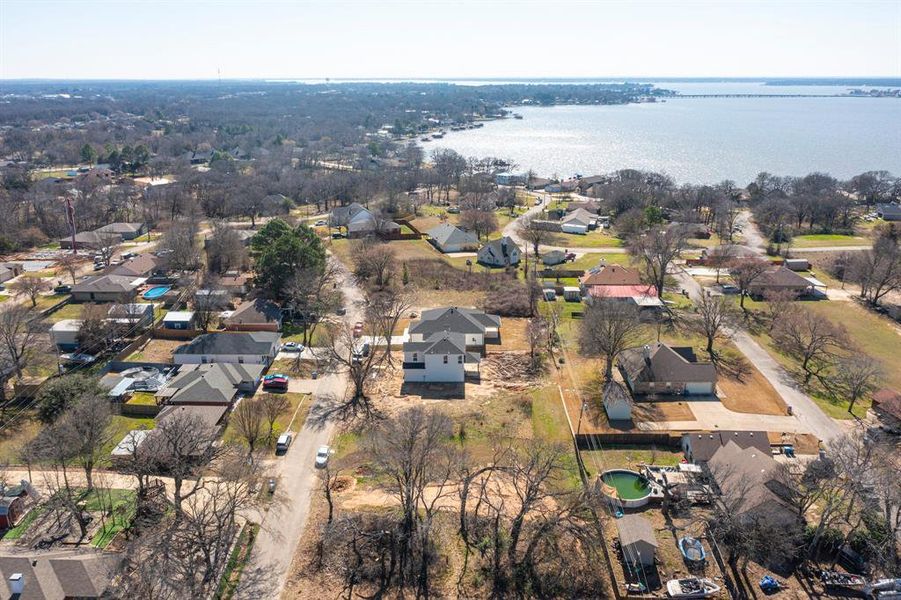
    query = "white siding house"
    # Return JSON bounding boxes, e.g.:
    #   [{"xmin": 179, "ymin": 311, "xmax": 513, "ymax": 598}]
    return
[{"xmin": 172, "ymin": 332, "xmax": 280, "ymax": 366}]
